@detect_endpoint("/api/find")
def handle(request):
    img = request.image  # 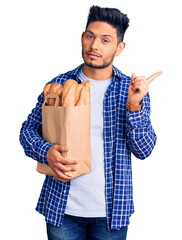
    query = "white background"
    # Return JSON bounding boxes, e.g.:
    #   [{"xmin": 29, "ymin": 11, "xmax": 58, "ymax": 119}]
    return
[{"xmin": 1, "ymin": 0, "xmax": 182, "ymax": 239}]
